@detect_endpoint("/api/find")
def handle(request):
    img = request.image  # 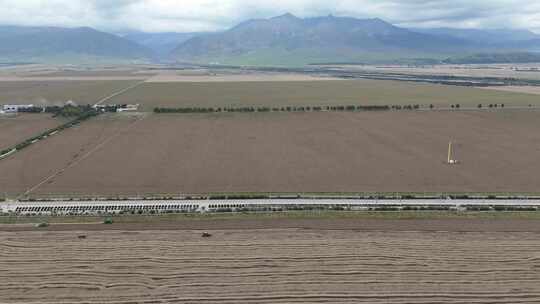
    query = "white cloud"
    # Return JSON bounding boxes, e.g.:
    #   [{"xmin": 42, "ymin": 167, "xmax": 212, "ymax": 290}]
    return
[{"xmin": 0, "ymin": 0, "xmax": 539, "ymax": 32}]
